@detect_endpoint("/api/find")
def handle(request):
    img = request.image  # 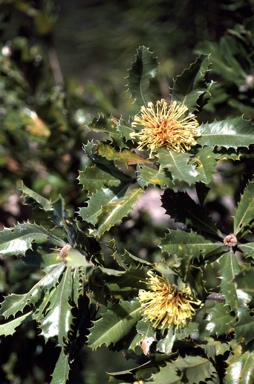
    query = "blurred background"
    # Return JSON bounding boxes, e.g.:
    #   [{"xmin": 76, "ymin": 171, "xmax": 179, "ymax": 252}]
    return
[{"xmin": 0, "ymin": 0, "xmax": 254, "ymax": 382}]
